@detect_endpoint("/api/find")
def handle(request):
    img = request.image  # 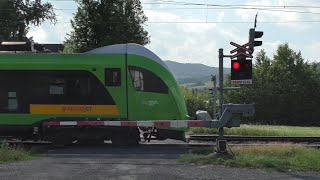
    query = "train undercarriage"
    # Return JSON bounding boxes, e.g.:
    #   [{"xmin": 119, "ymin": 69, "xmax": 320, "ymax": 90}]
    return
[
  {"xmin": 0, "ymin": 125, "xmax": 186, "ymax": 147},
  {"xmin": 45, "ymin": 126, "xmax": 186, "ymax": 147}
]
